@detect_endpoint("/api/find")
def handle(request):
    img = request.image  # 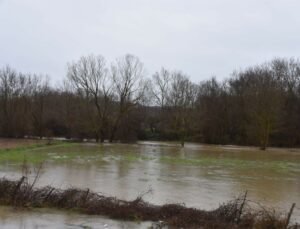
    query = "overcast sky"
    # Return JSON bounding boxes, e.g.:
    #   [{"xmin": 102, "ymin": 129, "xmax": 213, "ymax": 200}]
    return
[{"xmin": 0, "ymin": 0, "xmax": 299, "ymax": 83}]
